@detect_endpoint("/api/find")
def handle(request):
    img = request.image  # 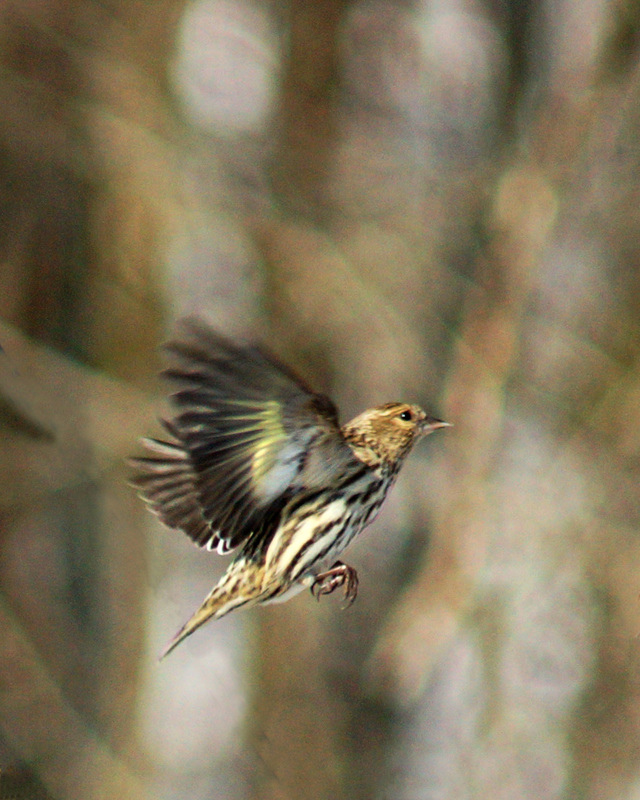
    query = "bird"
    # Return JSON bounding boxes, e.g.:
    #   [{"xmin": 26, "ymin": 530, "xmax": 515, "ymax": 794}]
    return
[{"xmin": 131, "ymin": 318, "xmax": 450, "ymax": 658}]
